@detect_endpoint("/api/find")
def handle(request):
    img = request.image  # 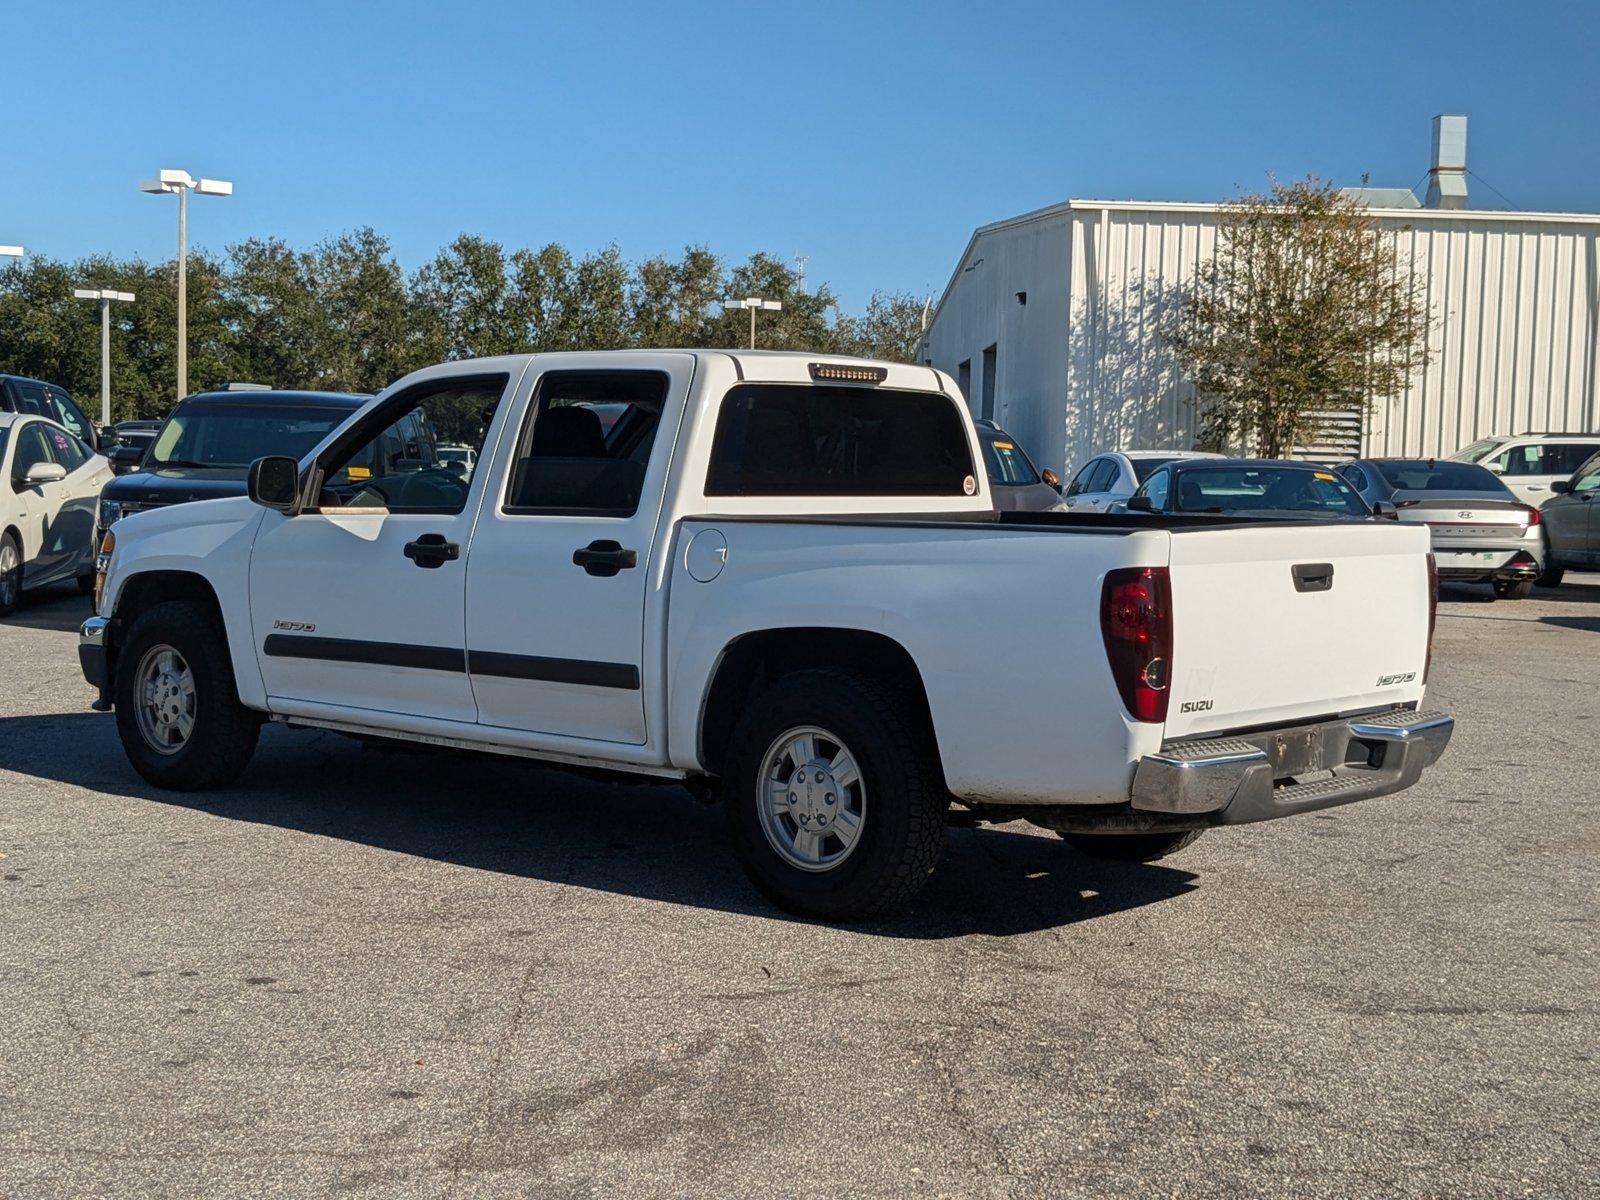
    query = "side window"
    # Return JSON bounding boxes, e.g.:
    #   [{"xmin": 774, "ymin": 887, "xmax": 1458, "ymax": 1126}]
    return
[
  {"xmin": 14, "ymin": 382, "xmax": 50, "ymax": 418},
  {"xmin": 705, "ymin": 384, "xmax": 976, "ymax": 498},
  {"xmin": 505, "ymin": 371, "xmax": 668, "ymax": 516},
  {"xmin": 1555, "ymin": 443, "xmax": 1600, "ymax": 475},
  {"xmin": 11, "ymin": 423, "xmax": 55, "ymax": 484},
  {"xmin": 1339, "ymin": 464, "xmax": 1367, "ymax": 490},
  {"xmin": 1066, "ymin": 460, "xmax": 1099, "ymax": 497},
  {"xmin": 43, "ymin": 425, "xmax": 87, "ymax": 472},
  {"xmin": 47, "ymin": 388, "xmax": 92, "ymax": 443},
  {"xmin": 1092, "ymin": 460, "xmax": 1121, "ymax": 493},
  {"xmin": 1143, "ymin": 470, "xmax": 1172, "ymax": 510},
  {"xmin": 1572, "ymin": 457, "xmax": 1600, "ymax": 493},
  {"xmin": 318, "ymin": 374, "xmax": 508, "ymax": 514}
]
